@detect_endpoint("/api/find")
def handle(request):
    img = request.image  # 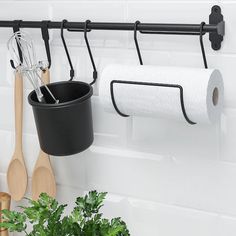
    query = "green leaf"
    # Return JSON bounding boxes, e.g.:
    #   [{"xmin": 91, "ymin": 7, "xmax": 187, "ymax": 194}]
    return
[
  {"xmin": 0, "ymin": 191, "xmax": 130, "ymax": 236},
  {"xmin": 0, "ymin": 209, "xmax": 27, "ymax": 232}
]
